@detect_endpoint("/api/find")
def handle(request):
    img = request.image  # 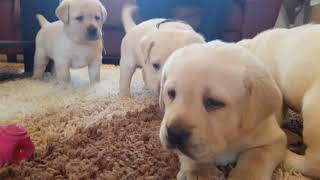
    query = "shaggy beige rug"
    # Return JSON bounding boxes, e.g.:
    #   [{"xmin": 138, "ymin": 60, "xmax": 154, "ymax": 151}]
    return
[{"xmin": 0, "ymin": 65, "xmax": 311, "ymax": 179}]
